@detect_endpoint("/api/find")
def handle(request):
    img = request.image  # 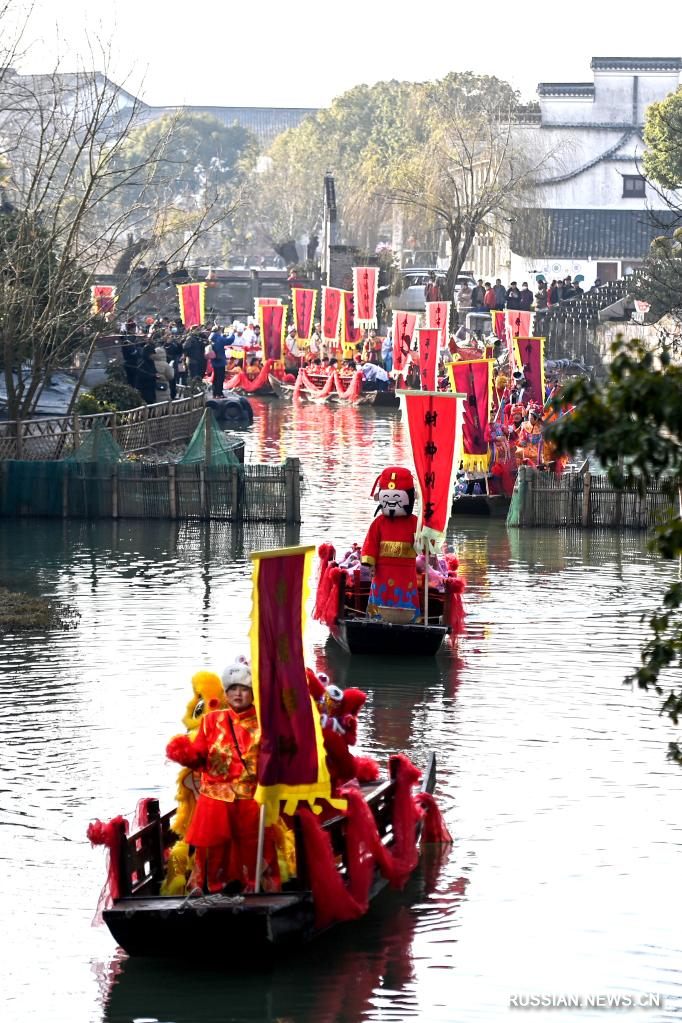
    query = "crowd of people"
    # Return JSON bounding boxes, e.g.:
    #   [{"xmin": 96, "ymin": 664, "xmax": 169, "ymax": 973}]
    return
[{"xmin": 456, "ymin": 274, "xmax": 595, "ymax": 317}]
